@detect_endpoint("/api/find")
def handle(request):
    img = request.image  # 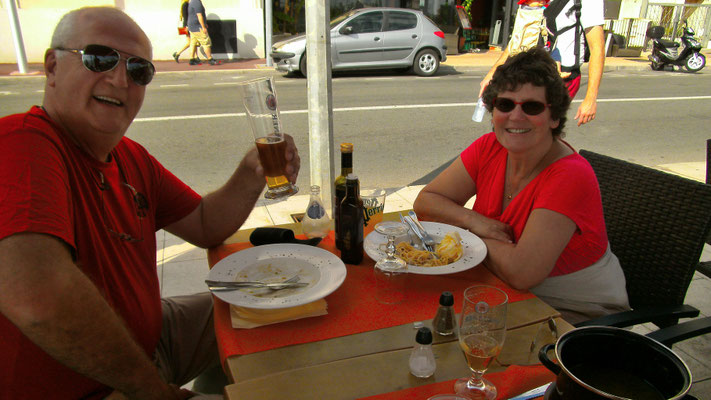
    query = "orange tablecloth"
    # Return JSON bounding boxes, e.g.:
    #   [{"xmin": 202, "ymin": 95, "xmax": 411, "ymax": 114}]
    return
[
  {"xmin": 358, "ymin": 365, "xmax": 555, "ymax": 400},
  {"xmin": 208, "ymin": 231, "xmax": 534, "ymax": 360}
]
